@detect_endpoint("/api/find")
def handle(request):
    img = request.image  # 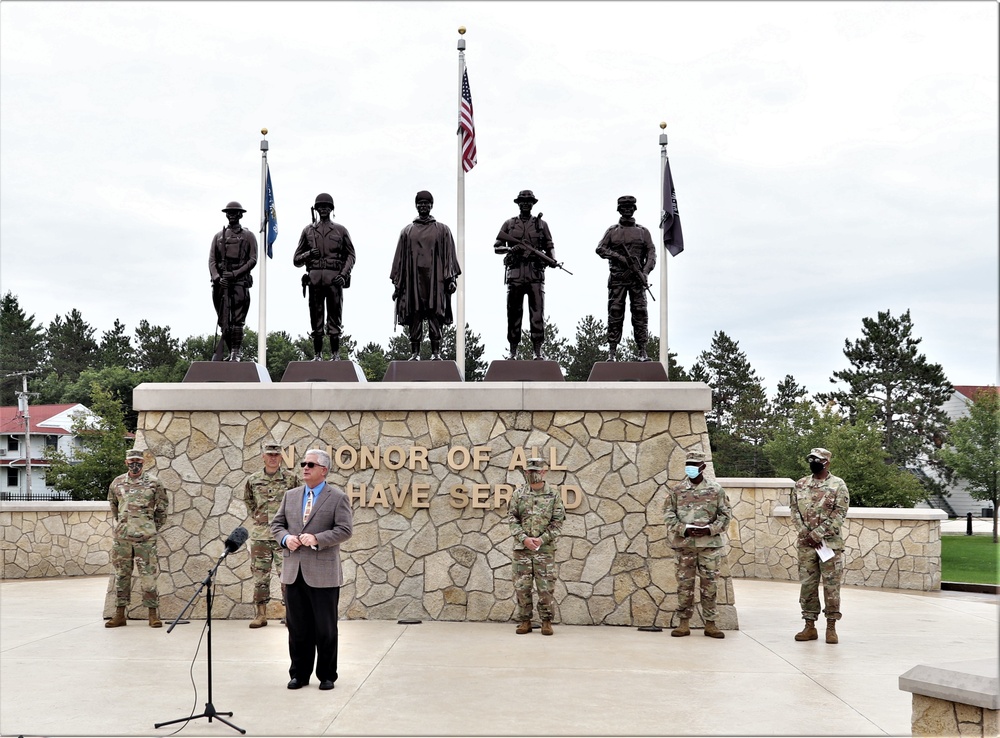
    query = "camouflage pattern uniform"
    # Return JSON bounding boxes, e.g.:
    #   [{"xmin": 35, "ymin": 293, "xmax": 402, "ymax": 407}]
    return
[
  {"xmin": 663, "ymin": 476, "xmax": 732, "ymax": 621},
  {"xmin": 108, "ymin": 470, "xmax": 168, "ymax": 608},
  {"xmin": 242, "ymin": 466, "xmax": 299, "ymax": 605},
  {"xmin": 791, "ymin": 470, "xmax": 850, "ymax": 622},
  {"xmin": 507, "ymin": 481, "xmax": 565, "ymax": 621}
]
